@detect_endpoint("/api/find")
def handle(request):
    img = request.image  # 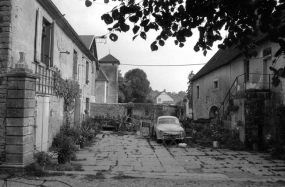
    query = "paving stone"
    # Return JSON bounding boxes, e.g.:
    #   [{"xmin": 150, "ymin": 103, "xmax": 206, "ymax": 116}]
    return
[
  {"xmin": 83, "ymin": 165, "xmax": 110, "ymax": 171},
  {"xmin": 163, "ymin": 164, "xmax": 187, "ymax": 173}
]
